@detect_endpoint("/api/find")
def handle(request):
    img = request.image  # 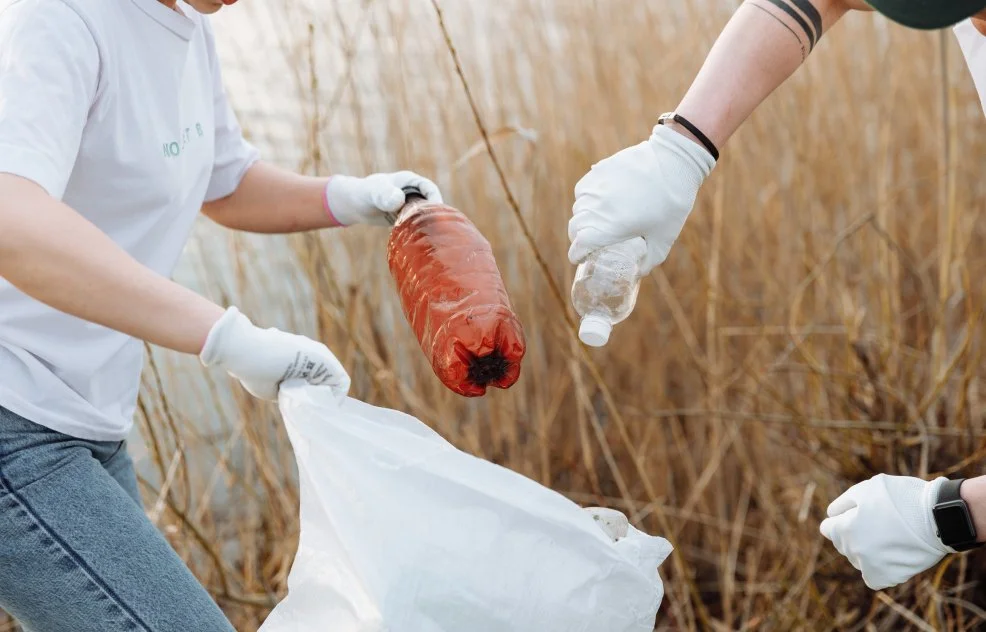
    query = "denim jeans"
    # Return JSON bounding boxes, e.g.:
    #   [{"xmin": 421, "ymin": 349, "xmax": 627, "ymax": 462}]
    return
[{"xmin": 0, "ymin": 405, "xmax": 236, "ymax": 632}]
